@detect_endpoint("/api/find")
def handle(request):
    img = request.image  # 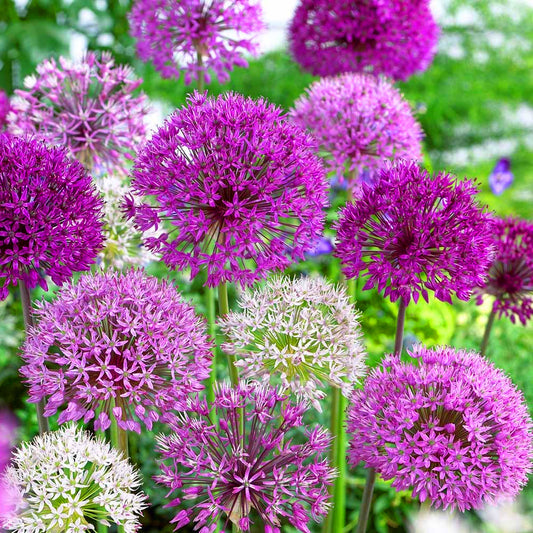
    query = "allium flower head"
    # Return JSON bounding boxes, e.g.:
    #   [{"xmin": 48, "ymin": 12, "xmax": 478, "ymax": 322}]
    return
[
  {"xmin": 20, "ymin": 270, "xmax": 212, "ymax": 433},
  {"xmin": 335, "ymin": 160, "xmax": 494, "ymax": 305},
  {"xmin": 488, "ymin": 158, "xmax": 513, "ymax": 196},
  {"xmin": 220, "ymin": 276, "xmax": 365, "ymax": 409},
  {"xmin": 0, "ymin": 90, "xmax": 9, "ymax": 129},
  {"xmin": 129, "ymin": 0, "xmax": 264, "ymax": 84},
  {"xmin": 0, "ymin": 133, "xmax": 104, "ymax": 300},
  {"xmin": 0, "ymin": 425, "xmax": 146, "ymax": 532},
  {"xmin": 156, "ymin": 381, "xmax": 335, "ymax": 532},
  {"xmin": 289, "ymin": 0, "xmax": 439, "ymax": 81},
  {"xmin": 348, "ymin": 345, "xmax": 533, "ymax": 511},
  {"xmin": 8, "ymin": 52, "xmax": 148, "ymax": 172},
  {"xmin": 291, "ymin": 73, "xmax": 422, "ymax": 190},
  {"xmin": 127, "ymin": 91, "xmax": 328, "ymax": 288},
  {"xmin": 96, "ymin": 175, "xmax": 158, "ymax": 269},
  {"xmin": 476, "ymin": 217, "xmax": 533, "ymax": 325}
]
